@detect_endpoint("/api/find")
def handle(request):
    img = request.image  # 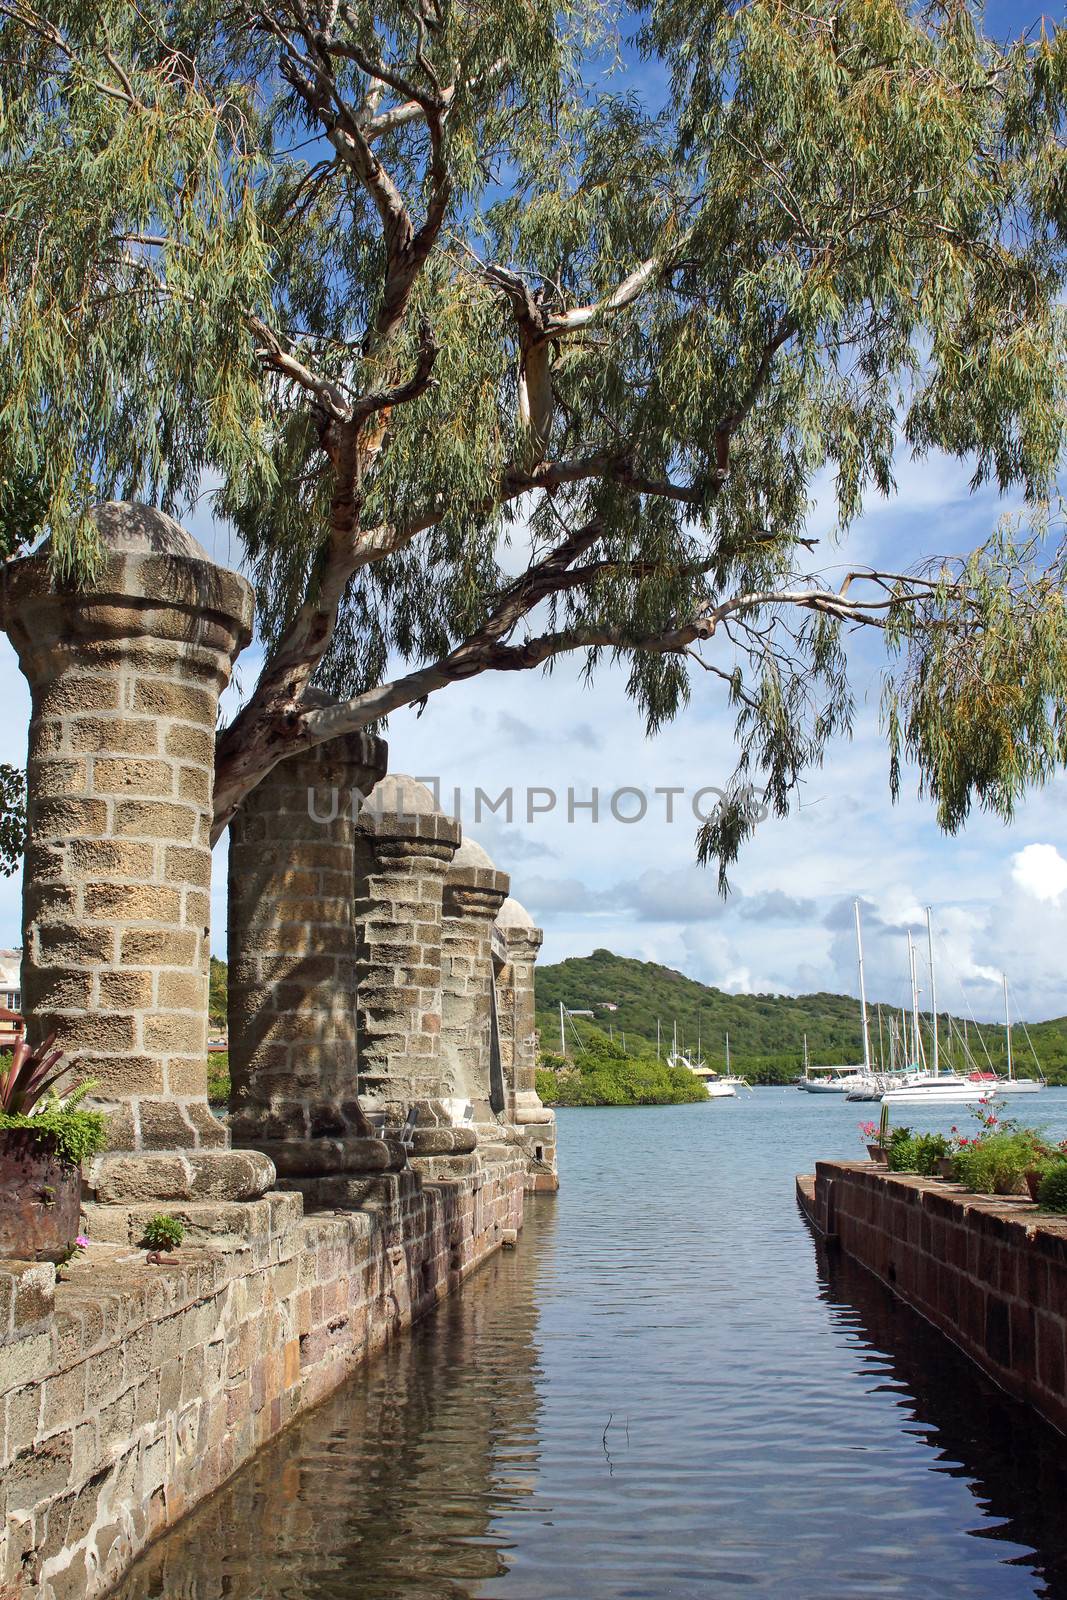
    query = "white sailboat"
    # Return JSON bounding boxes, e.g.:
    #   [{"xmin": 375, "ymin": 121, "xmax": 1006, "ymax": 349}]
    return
[
  {"xmin": 668, "ymin": 1022, "xmax": 746, "ymax": 1097},
  {"xmin": 881, "ymin": 918, "xmax": 1044, "ymax": 1105},
  {"xmin": 715, "ymin": 1034, "xmax": 752, "ymax": 1094},
  {"xmin": 960, "ymin": 975, "xmax": 1044, "ymax": 1097},
  {"xmin": 805, "ymin": 901, "xmax": 873, "ymax": 1096}
]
